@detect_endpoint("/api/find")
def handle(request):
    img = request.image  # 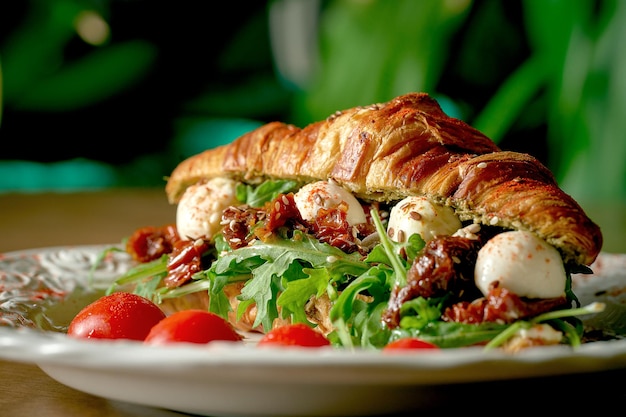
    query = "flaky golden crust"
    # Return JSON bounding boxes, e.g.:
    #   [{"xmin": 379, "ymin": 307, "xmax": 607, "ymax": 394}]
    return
[{"xmin": 165, "ymin": 92, "xmax": 602, "ymax": 266}]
